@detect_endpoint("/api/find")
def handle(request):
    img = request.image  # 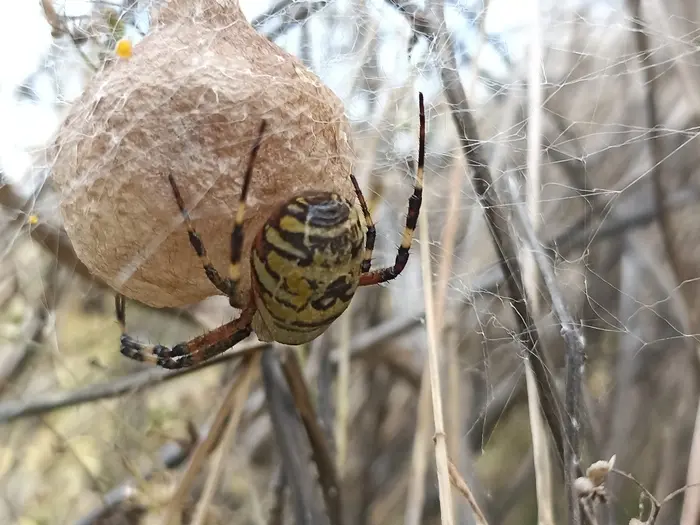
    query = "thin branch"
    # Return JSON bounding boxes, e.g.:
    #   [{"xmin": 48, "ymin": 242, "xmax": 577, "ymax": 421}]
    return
[
  {"xmin": 507, "ymin": 174, "xmax": 586, "ymax": 523},
  {"xmin": 0, "ymin": 313, "xmax": 423, "ymax": 424},
  {"xmin": 189, "ymin": 354, "xmax": 260, "ymax": 525},
  {"xmin": 157, "ymin": 357, "xmax": 252, "ymax": 525},
  {"xmin": 262, "ymin": 348, "xmax": 328, "ymax": 524},
  {"xmin": 0, "ymin": 262, "xmax": 67, "ymax": 395},
  {"xmin": 0, "ymin": 340, "xmax": 265, "ymax": 423},
  {"xmin": 0, "ymin": 180, "xmax": 103, "ymax": 286},
  {"xmin": 447, "ymin": 461, "xmax": 489, "ymax": 525},
  {"xmin": 281, "ymin": 347, "xmax": 343, "ymax": 525}
]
